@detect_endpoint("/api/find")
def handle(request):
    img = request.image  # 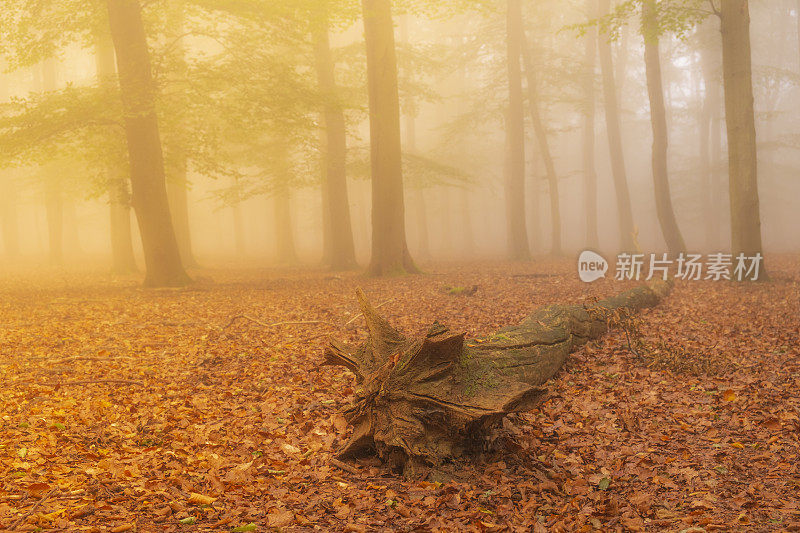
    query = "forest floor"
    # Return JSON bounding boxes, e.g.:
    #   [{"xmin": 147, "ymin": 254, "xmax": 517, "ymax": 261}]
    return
[{"xmin": 0, "ymin": 255, "xmax": 799, "ymax": 533}]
